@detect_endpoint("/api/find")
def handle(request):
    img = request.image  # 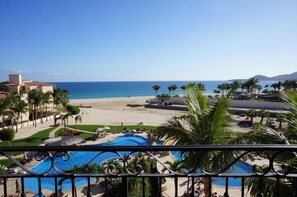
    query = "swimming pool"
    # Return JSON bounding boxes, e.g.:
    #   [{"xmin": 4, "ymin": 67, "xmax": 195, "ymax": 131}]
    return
[
  {"xmin": 212, "ymin": 161, "xmax": 252, "ymax": 186},
  {"xmin": 171, "ymin": 151, "xmax": 252, "ymax": 187},
  {"xmin": 25, "ymin": 136, "xmax": 251, "ymax": 192},
  {"xmin": 25, "ymin": 135, "xmax": 150, "ymax": 192}
]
